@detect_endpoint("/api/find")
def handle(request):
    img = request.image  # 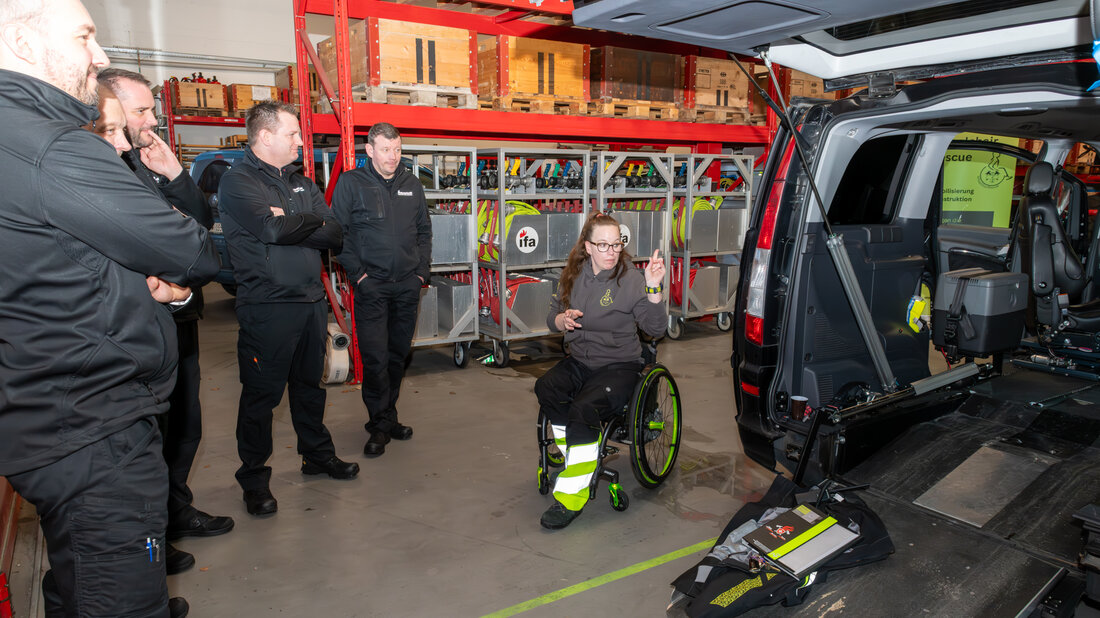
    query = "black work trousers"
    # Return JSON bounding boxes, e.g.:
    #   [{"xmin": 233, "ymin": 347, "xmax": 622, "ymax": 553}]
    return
[
  {"xmin": 234, "ymin": 300, "xmax": 335, "ymax": 491},
  {"xmin": 164, "ymin": 318, "xmax": 202, "ymax": 524},
  {"xmin": 353, "ymin": 274, "xmax": 422, "ymax": 433},
  {"xmin": 534, "ymin": 355, "xmax": 643, "ymax": 445},
  {"xmin": 7, "ymin": 418, "xmax": 169, "ymax": 618}
]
